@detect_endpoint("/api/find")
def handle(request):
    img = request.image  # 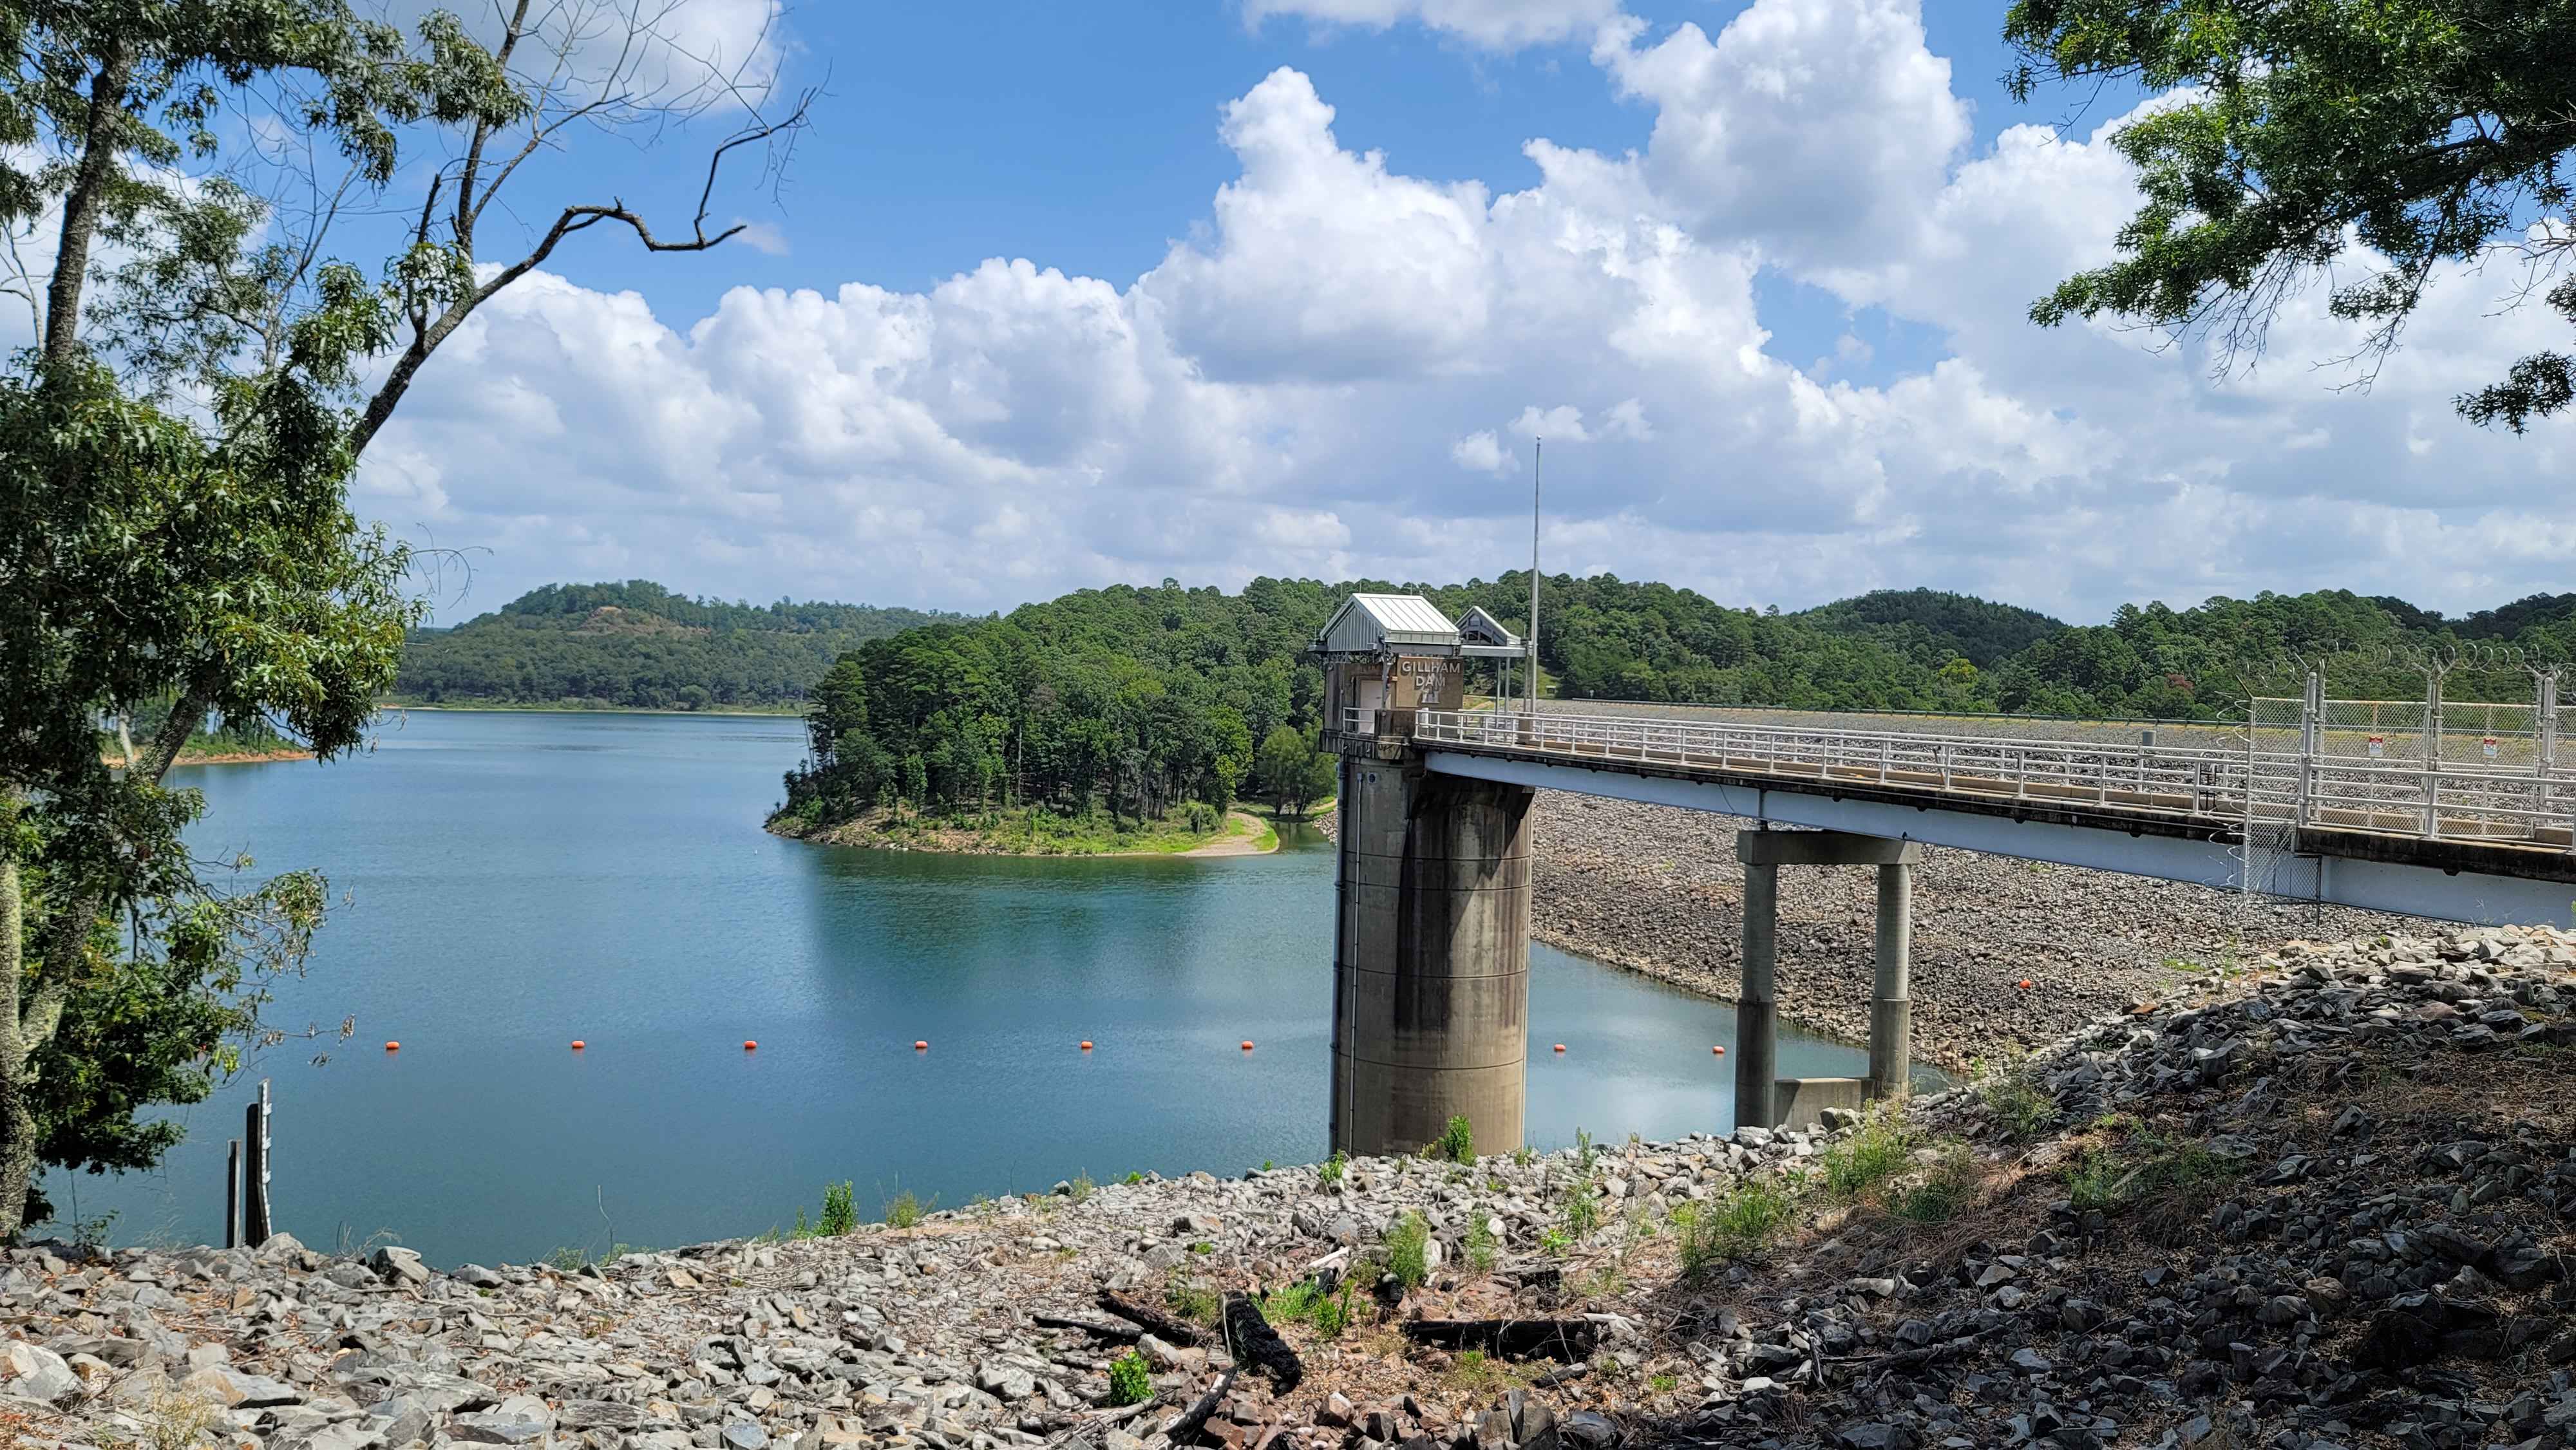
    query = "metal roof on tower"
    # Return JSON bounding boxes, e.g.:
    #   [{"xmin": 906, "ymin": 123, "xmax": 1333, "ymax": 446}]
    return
[{"xmin": 1311, "ymin": 593, "xmax": 1463, "ymax": 657}]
